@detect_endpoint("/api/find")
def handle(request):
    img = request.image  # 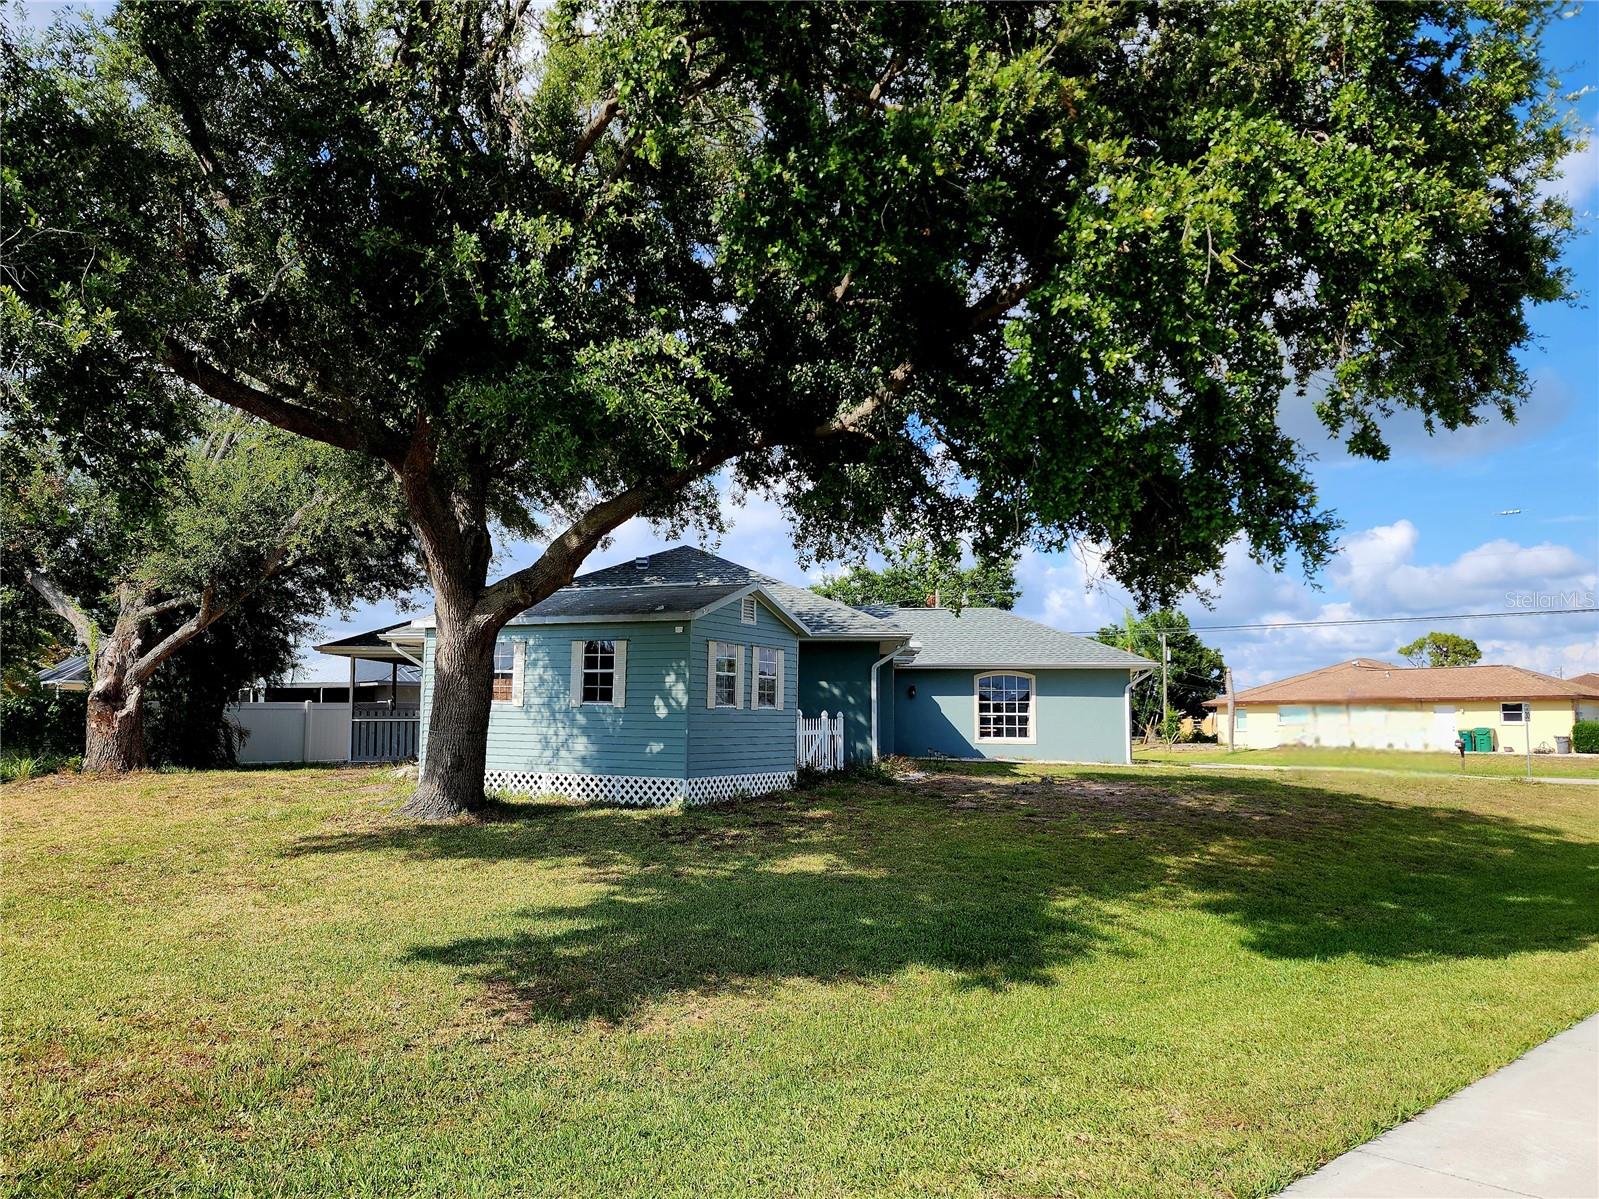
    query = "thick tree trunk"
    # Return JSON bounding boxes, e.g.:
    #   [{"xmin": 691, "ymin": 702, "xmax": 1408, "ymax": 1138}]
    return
[
  {"xmin": 83, "ymin": 625, "xmax": 149, "ymax": 773},
  {"xmin": 404, "ymin": 602, "xmax": 498, "ymax": 819}
]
